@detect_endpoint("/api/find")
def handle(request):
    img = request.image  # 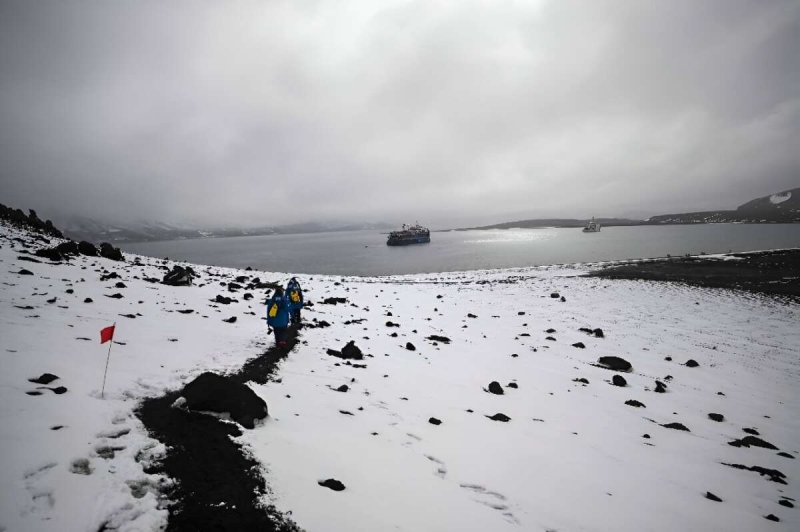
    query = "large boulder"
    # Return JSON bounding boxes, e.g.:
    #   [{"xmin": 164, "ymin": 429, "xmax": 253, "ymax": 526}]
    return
[
  {"xmin": 34, "ymin": 247, "xmax": 64, "ymax": 261},
  {"xmin": 487, "ymin": 381, "xmax": 504, "ymax": 395},
  {"xmin": 56, "ymin": 241, "xmax": 79, "ymax": 255},
  {"xmin": 99, "ymin": 242, "xmax": 124, "ymax": 261},
  {"xmin": 180, "ymin": 372, "xmax": 267, "ymax": 429},
  {"xmin": 163, "ymin": 265, "xmax": 194, "ymax": 286},
  {"xmin": 78, "ymin": 240, "xmax": 98, "ymax": 256},
  {"xmin": 596, "ymin": 356, "xmax": 632, "ymax": 372}
]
